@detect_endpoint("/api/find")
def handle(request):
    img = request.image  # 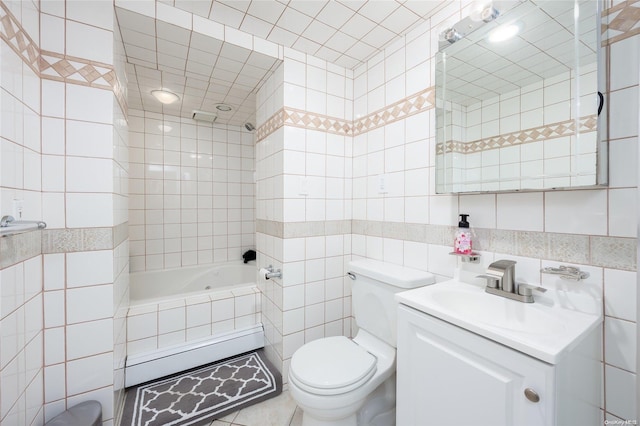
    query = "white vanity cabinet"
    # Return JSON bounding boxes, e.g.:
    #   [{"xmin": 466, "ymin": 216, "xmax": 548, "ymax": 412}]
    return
[{"xmin": 397, "ymin": 304, "xmax": 601, "ymax": 426}]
